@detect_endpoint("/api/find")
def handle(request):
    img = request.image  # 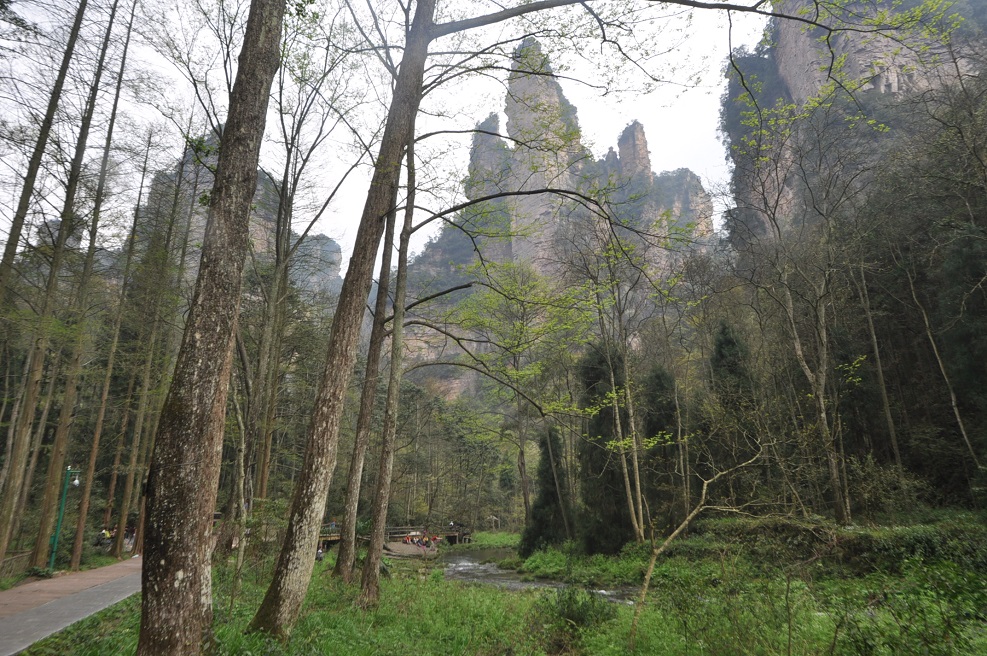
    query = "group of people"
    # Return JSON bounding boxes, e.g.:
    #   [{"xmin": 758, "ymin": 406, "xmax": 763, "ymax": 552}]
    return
[
  {"xmin": 402, "ymin": 533, "xmax": 438, "ymax": 551},
  {"xmin": 94, "ymin": 525, "xmax": 135, "ymax": 549},
  {"xmin": 94, "ymin": 526, "xmax": 116, "ymax": 548}
]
